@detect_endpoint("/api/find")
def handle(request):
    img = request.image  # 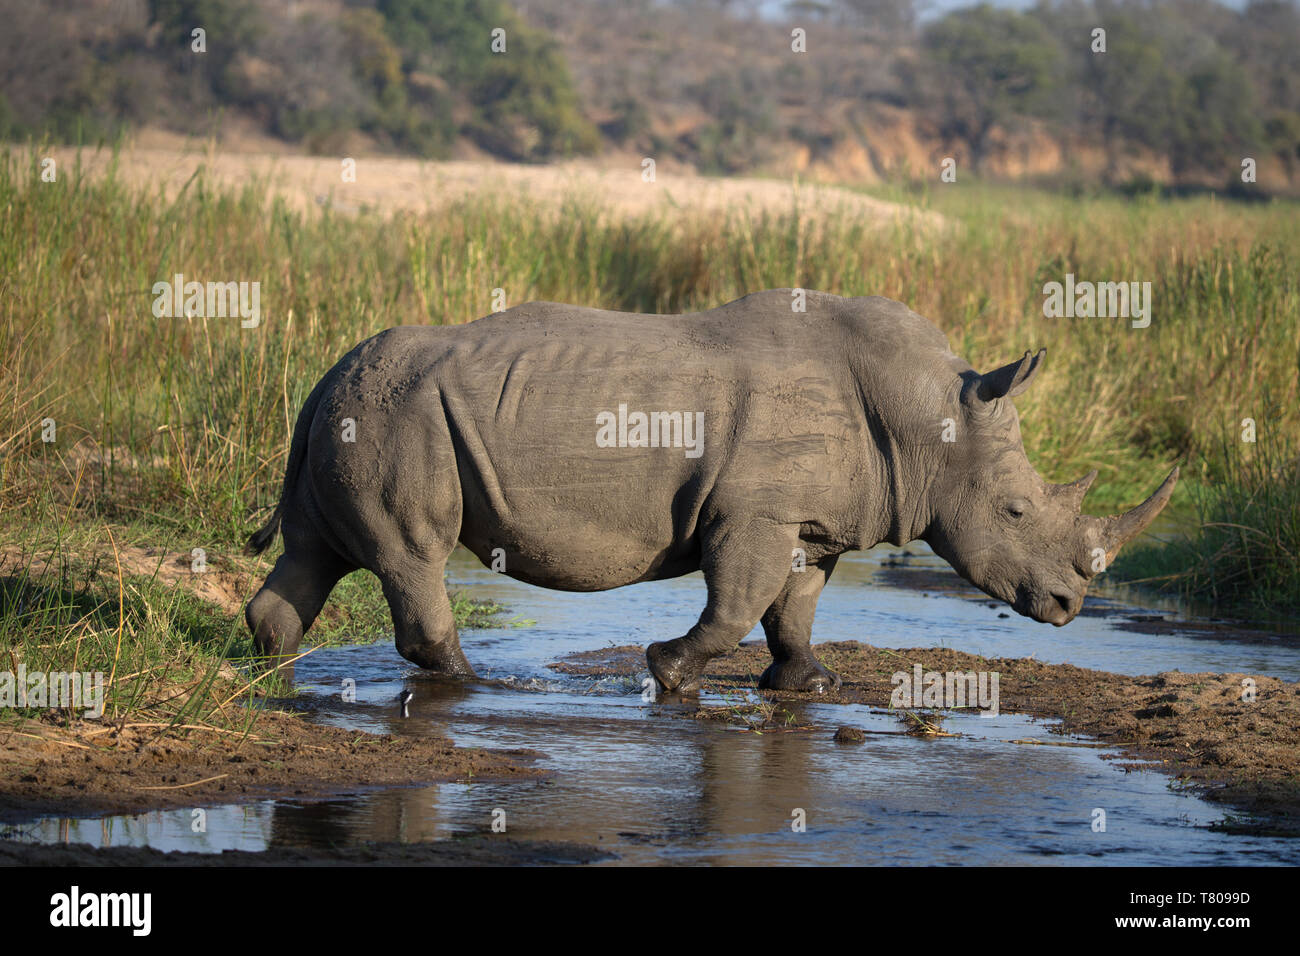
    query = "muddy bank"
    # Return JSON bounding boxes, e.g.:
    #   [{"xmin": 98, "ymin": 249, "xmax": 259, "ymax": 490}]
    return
[
  {"xmin": 0, "ymin": 836, "xmax": 609, "ymax": 866},
  {"xmin": 0, "ymin": 708, "xmax": 538, "ymax": 822},
  {"xmin": 552, "ymin": 641, "xmax": 1300, "ymax": 830}
]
